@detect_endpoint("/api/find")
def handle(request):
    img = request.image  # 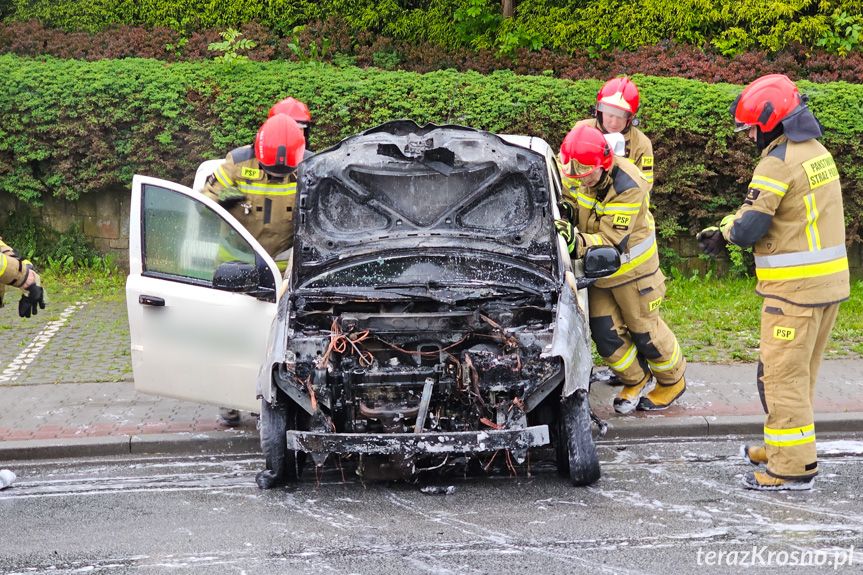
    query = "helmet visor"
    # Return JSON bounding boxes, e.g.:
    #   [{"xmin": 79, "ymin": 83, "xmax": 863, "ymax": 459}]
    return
[
  {"xmin": 596, "ymin": 101, "xmax": 632, "ymax": 119},
  {"xmin": 734, "ymin": 120, "xmax": 752, "ymax": 133},
  {"xmin": 565, "ymin": 159, "xmax": 602, "ymax": 179}
]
